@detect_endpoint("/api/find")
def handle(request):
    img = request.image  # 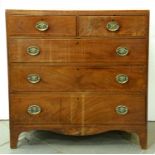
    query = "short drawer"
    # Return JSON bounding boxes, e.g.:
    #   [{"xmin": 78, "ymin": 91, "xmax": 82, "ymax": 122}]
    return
[
  {"xmin": 7, "ymin": 15, "xmax": 76, "ymax": 36},
  {"xmin": 79, "ymin": 16, "xmax": 148, "ymax": 37},
  {"xmin": 10, "ymin": 93, "xmax": 82, "ymax": 124},
  {"xmin": 10, "ymin": 64, "xmax": 146, "ymax": 92},
  {"xmin": 83, "ymin": 93, "xmax": 146, "ymax": 124},
  {"xmin": 9, "ymin": 38, "xmax": 147, "ymax": 64}
]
